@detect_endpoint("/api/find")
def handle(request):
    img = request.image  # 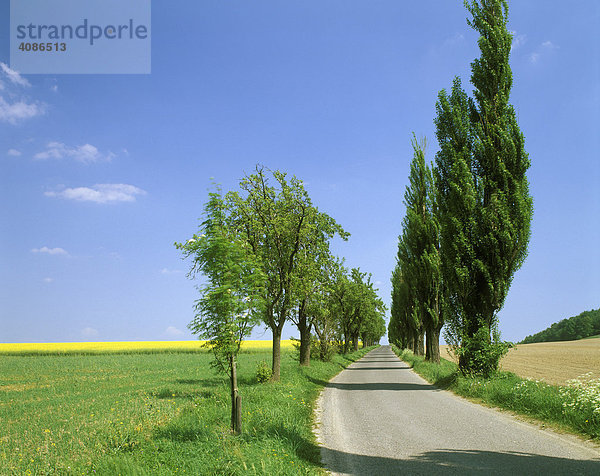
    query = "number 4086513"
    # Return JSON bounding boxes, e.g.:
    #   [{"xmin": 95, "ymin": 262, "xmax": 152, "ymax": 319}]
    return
[{"xmin": 18, "ymin": 42, "xmax": 66, "ymax": 52}]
